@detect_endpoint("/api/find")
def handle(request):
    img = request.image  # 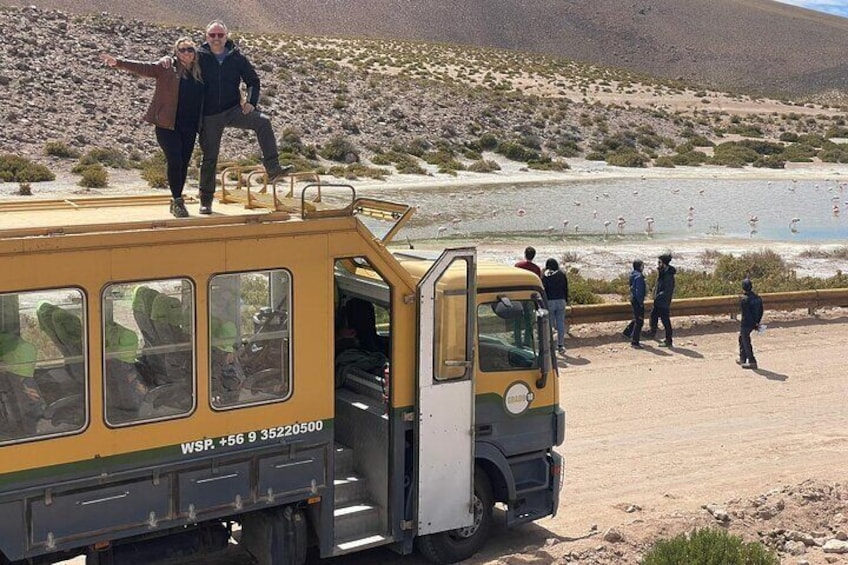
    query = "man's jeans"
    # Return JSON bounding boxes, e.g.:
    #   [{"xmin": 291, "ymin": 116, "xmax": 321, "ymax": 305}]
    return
[
  {"xmin": 199, "ymin": 106, "xmax": 280, "ymax": 194},
  {"xmin": 738, "ymin": 326, "xmax": 756, "ymax": 363}
]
